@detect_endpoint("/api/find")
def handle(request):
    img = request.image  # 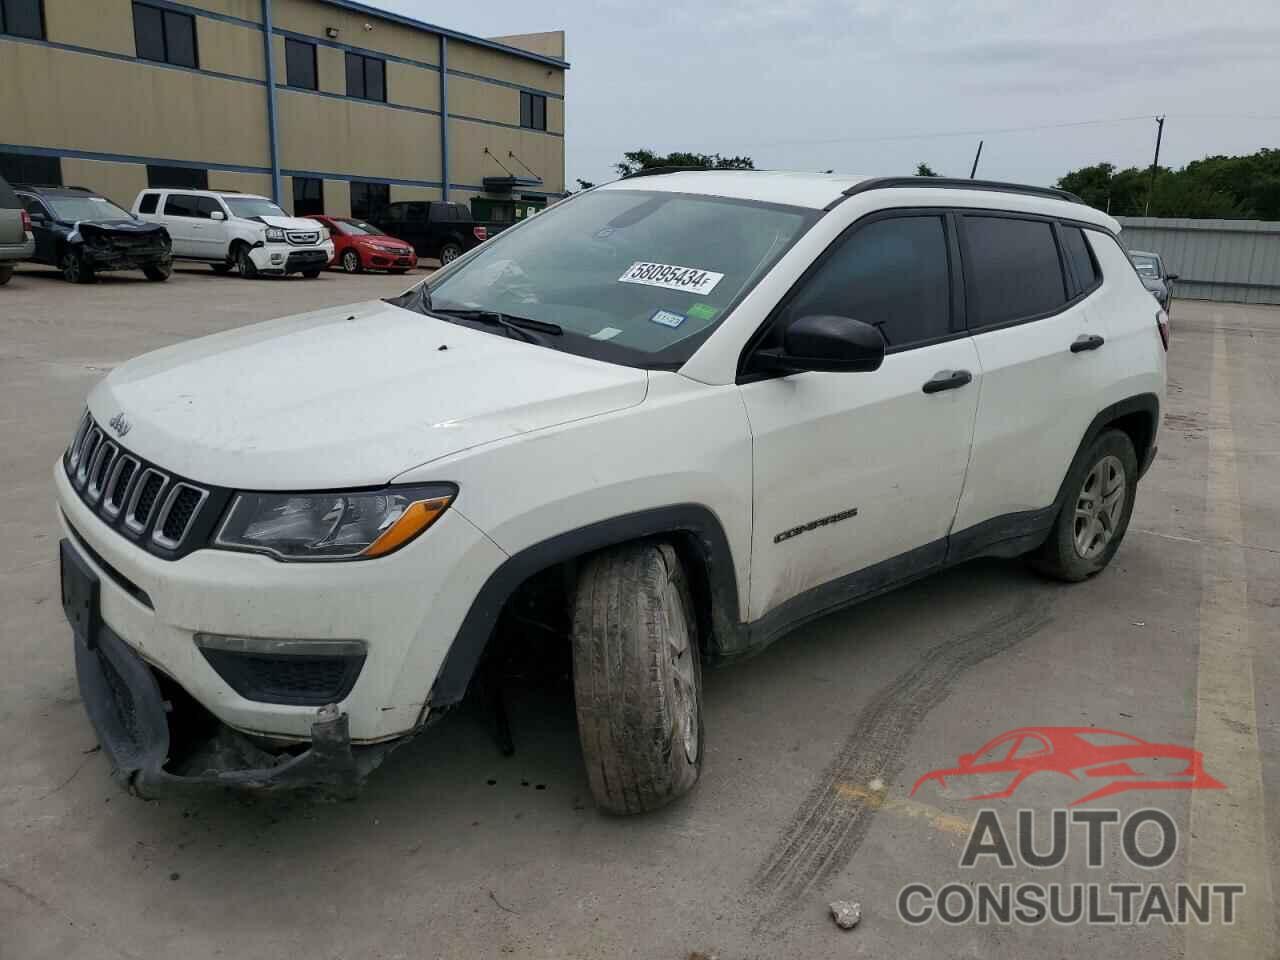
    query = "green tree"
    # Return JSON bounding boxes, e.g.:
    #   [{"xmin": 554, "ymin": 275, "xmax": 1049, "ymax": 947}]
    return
[
  {"xmin": 613, "ymin": 149, "xmax": 755, "ymax": 178},
  {"xmin": 915, "ymin": 163, "xmax": 940, "ymax": 177}
]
